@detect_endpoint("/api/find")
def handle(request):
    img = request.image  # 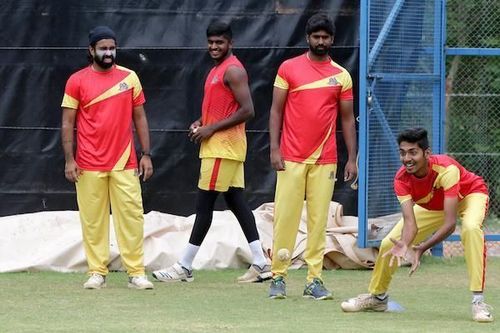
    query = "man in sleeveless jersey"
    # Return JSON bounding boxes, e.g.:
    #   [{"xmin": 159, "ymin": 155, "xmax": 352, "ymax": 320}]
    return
[
  {"xmin": 341, "ymin": 128, "xmax": 493, "ymax": 323},
  {"xmin": 153, "ymin": 21, "xmax": 271, "ymax": 283},
  {"xmin": 268, "ymin": 13, "xmax": 358, "ymax": 299},
  {"xmin": 61, "ymin": 26, "xmax": 154, "ymax": 290}
]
